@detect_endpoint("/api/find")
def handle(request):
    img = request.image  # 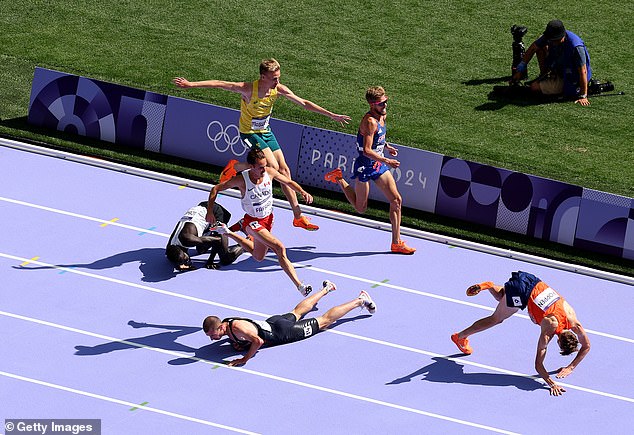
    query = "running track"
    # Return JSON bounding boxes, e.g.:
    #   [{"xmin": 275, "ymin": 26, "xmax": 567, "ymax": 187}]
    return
[{"xmin": 1, "ymin": 139, "xmax": 632, "ymax": 434}]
